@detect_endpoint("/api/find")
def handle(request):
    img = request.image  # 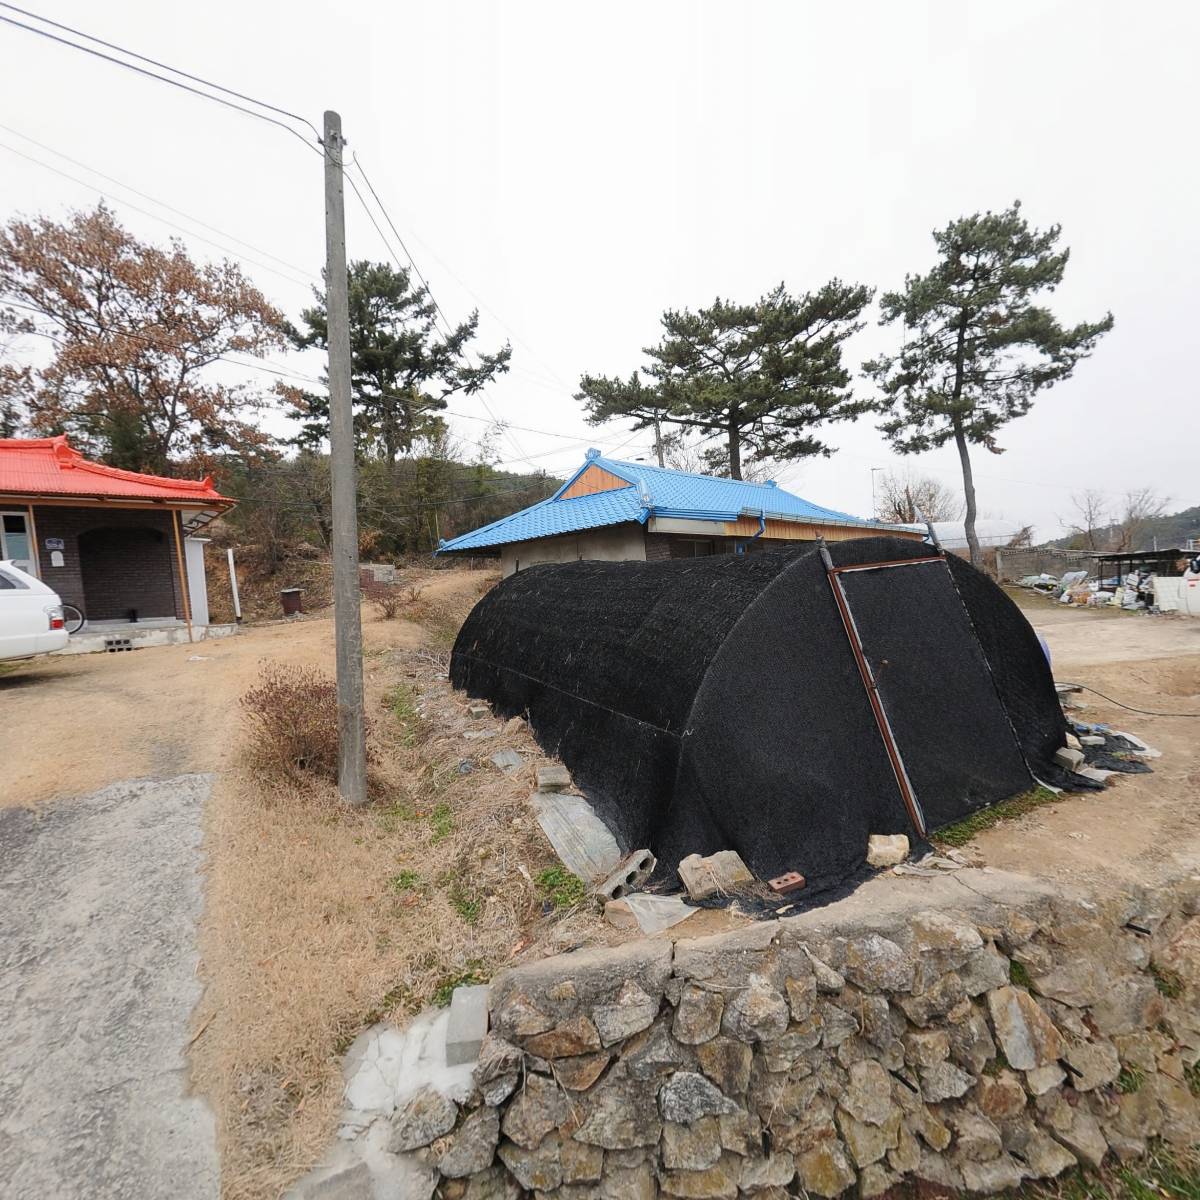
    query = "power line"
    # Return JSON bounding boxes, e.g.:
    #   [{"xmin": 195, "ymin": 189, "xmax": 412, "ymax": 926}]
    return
[
  {"xmin": 0, "ymin": 5, "xmax": 320, "ymax": 154},
  {"xmin": 0, "ymin": 138, "xmax": 314, "ymax": 289},
  {"xmin": 0, "ymin": 122, "xmax": 318, "ymax": 282}
]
